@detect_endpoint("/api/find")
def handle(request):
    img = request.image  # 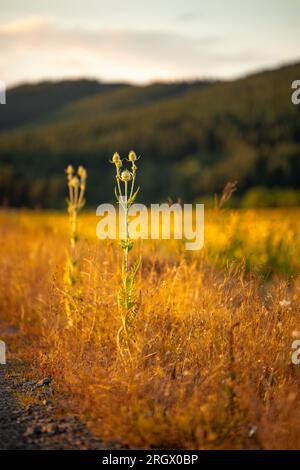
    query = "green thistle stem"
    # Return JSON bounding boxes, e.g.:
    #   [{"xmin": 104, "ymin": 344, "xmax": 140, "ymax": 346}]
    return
[{"xmin": 124, "ymin": 181, "xmax": 129, "ymax": 273}]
